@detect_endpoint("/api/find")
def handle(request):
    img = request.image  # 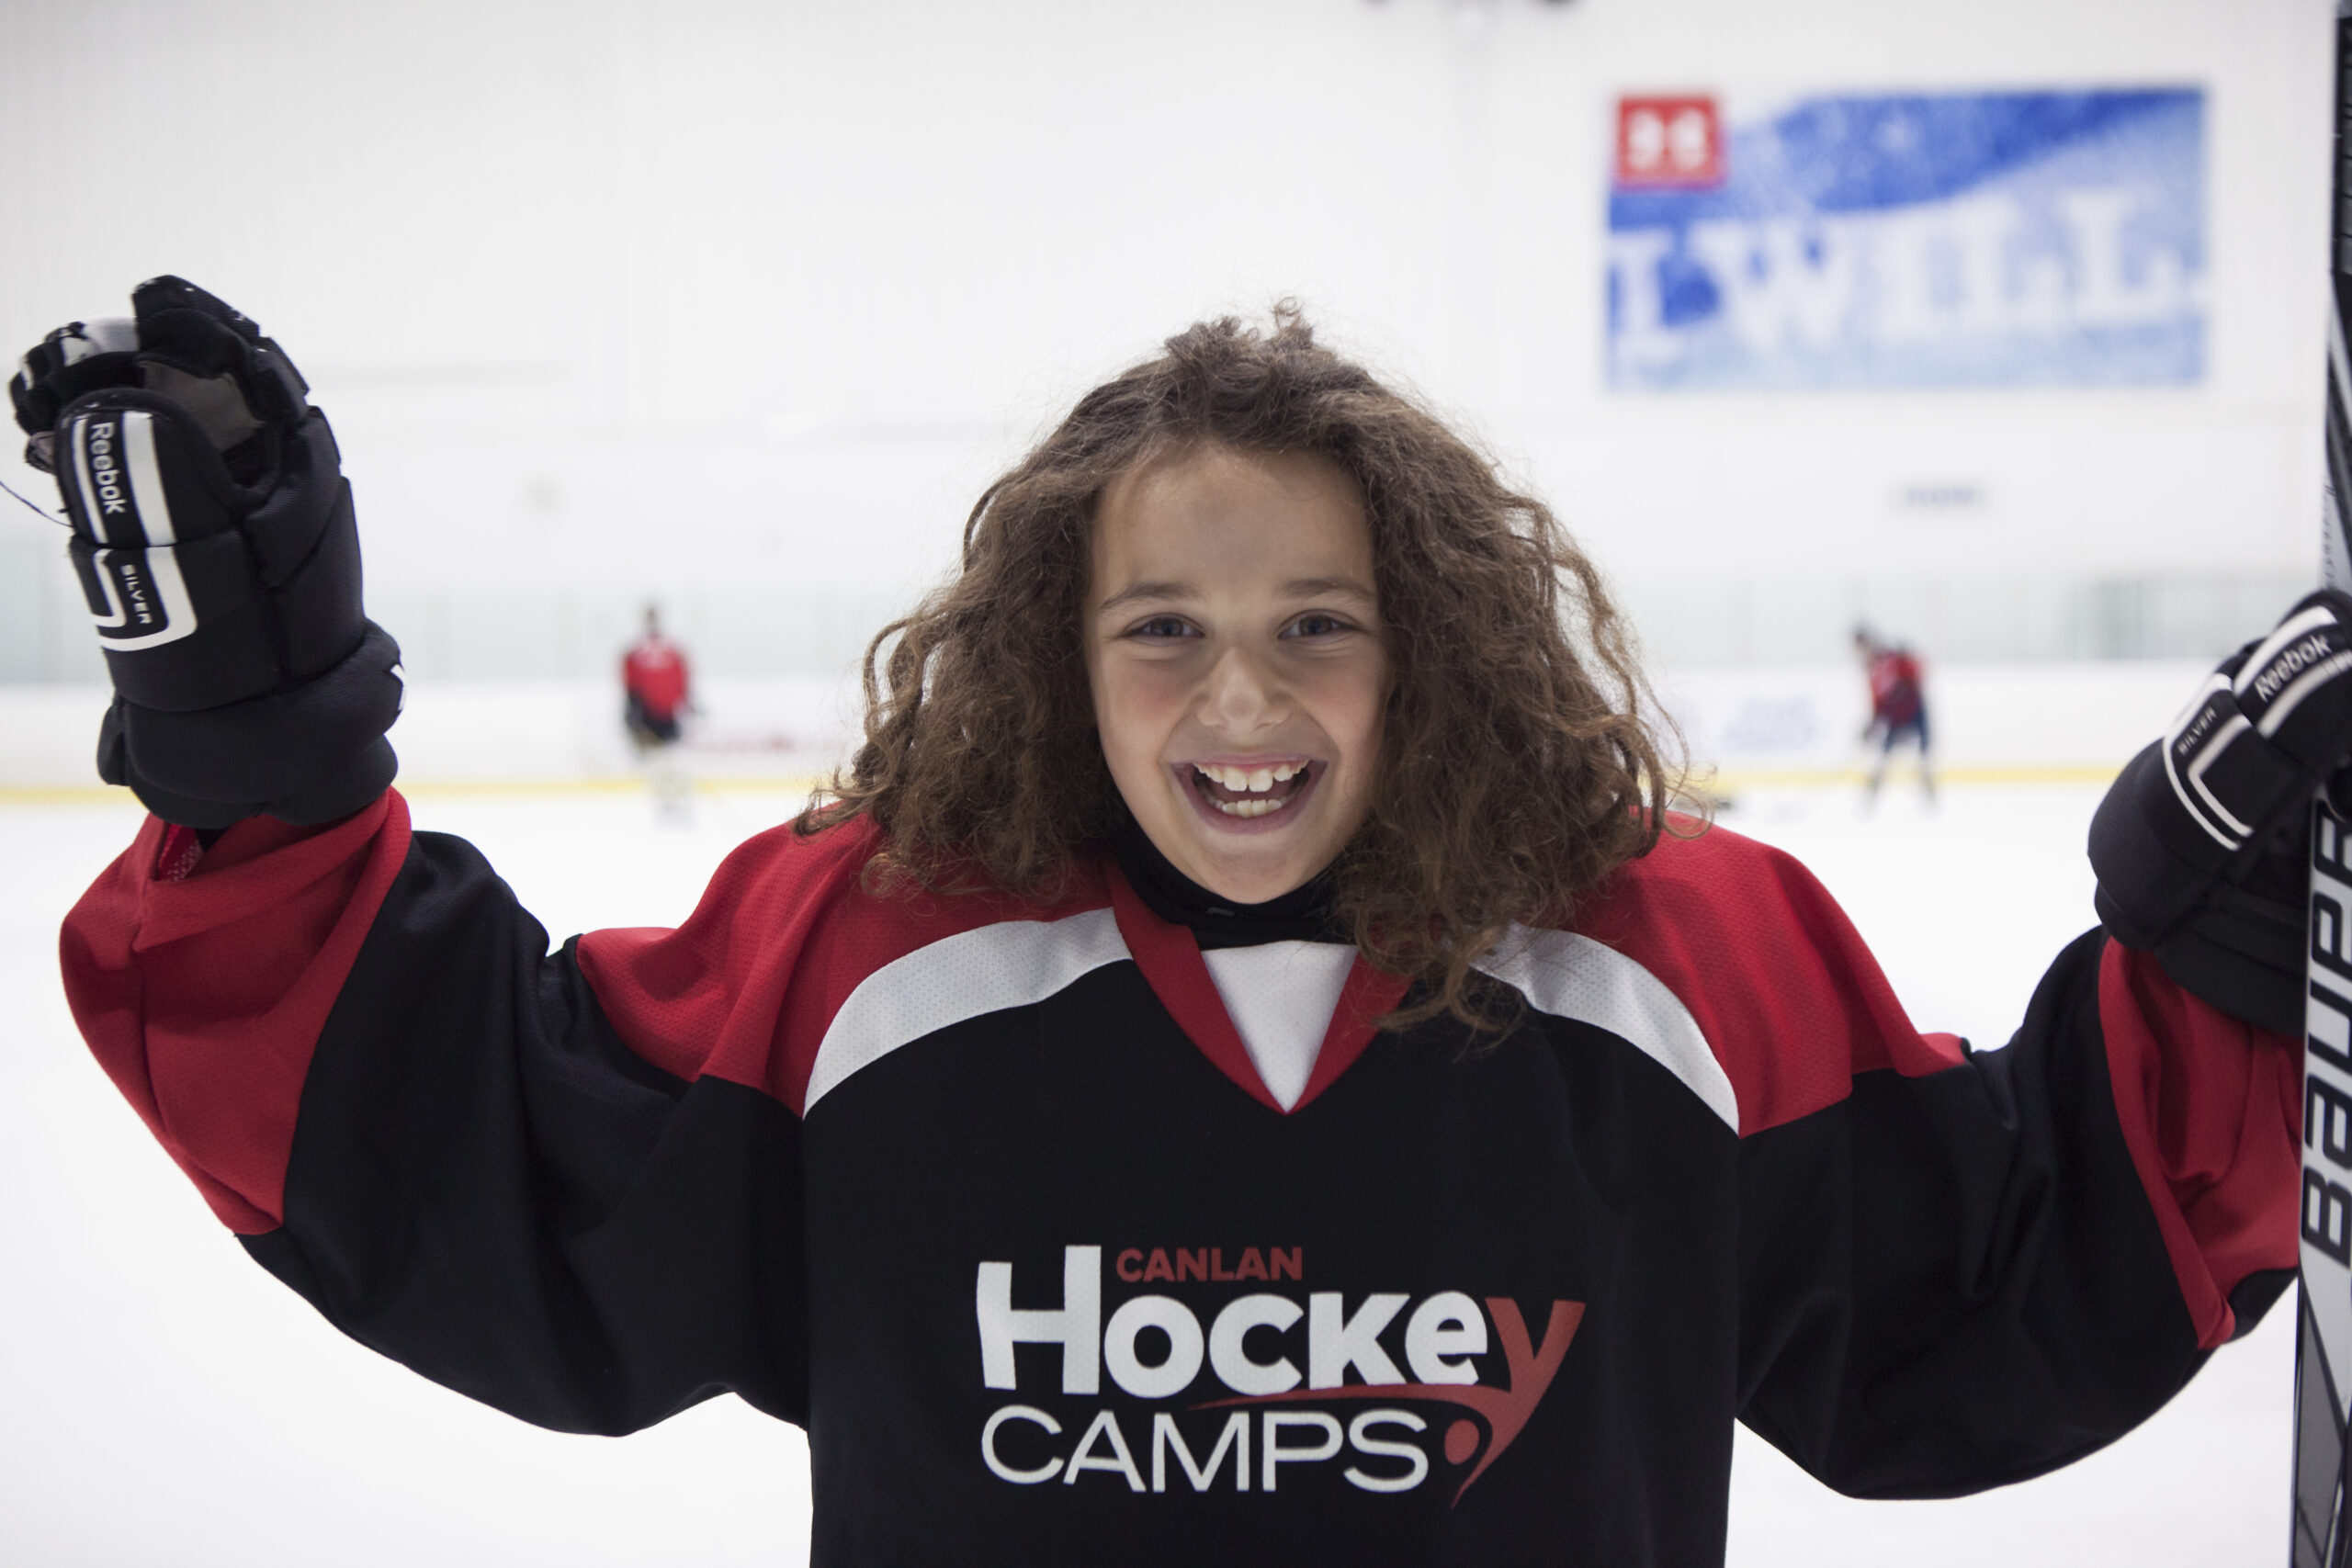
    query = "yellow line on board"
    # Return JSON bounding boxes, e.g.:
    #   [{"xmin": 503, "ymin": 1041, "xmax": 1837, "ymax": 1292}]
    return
[{"xmin": 0, "ymin": 784, "xmax": 145, "ymax": 807}]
